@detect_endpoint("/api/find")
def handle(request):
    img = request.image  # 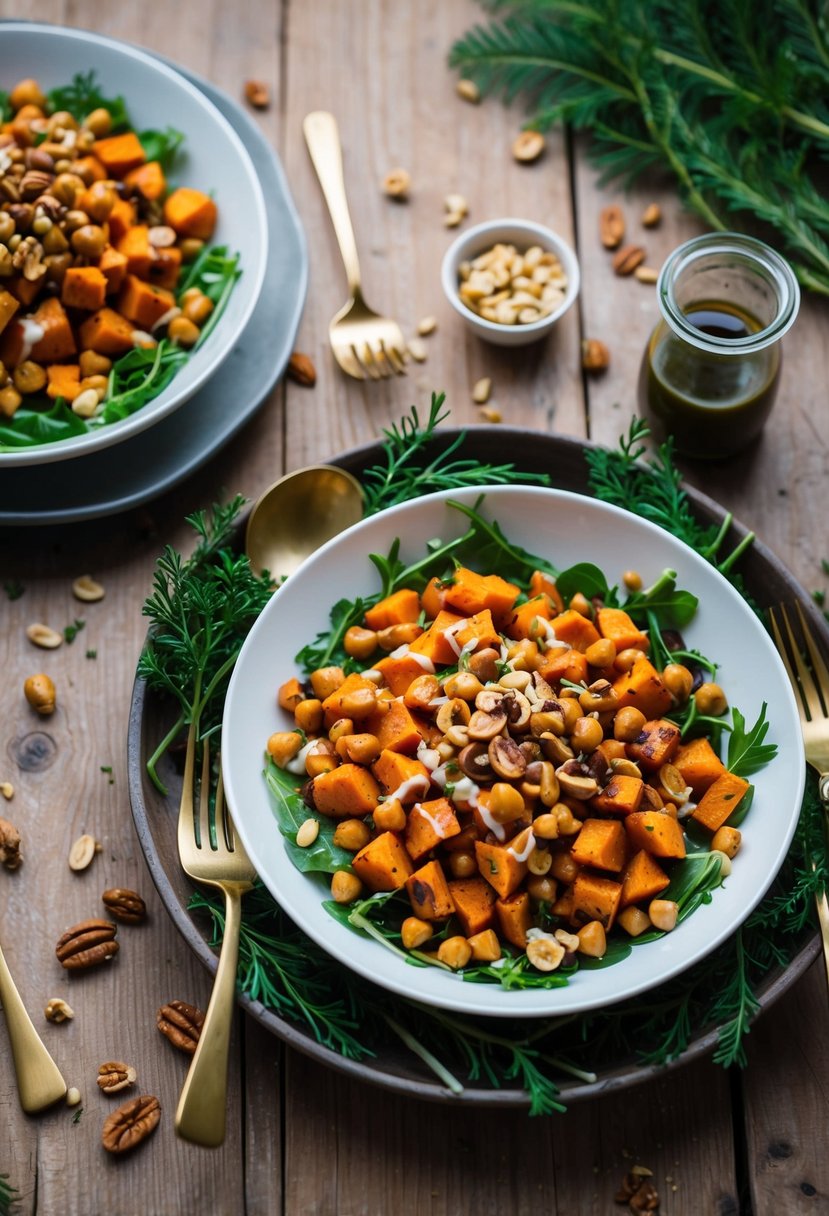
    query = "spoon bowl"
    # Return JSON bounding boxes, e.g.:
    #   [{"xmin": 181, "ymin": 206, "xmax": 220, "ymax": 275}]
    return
[{"xmin": 245, "ymin": 465, "xmax": 364, "ymax": 578}]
